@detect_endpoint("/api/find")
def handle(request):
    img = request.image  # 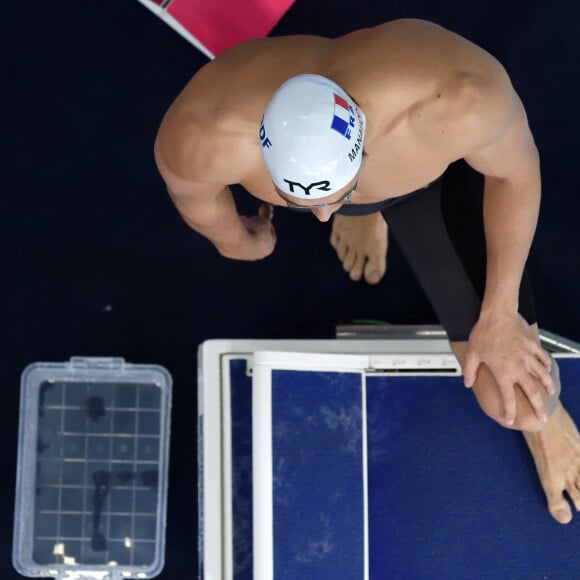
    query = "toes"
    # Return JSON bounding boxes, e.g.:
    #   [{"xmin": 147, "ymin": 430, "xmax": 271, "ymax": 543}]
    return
[
  {"xmin": 329, "ymin": 229, "xmax": 339, "ymax": 247},
  {"xmin": 546, "ymin": 490, "xmax": 573, "ymax": 524},
  {"xmin": 347, "ymin": 254, "xmax": 366, "ymax": 282},
  {"xmin": 337, "ymin": 244, "xmax": 365, "ymax": 282},
  {"xmin": 364, "ymin": 256, "xmax": 386, "ymax": 285},
  {"xmin": 342, "ymin": 248, "xmax": 357, "ymax": 273},
  {"xmin": 335, "ymin": 240, "xmax": 348, "ymax": 261},
  {"xmin": 568, "ymin": 483, "xmax": 580, "ymax": 512},
  {"xmin": 551, "ymin": 505, "xmax": 573, "ymax": 524}
]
